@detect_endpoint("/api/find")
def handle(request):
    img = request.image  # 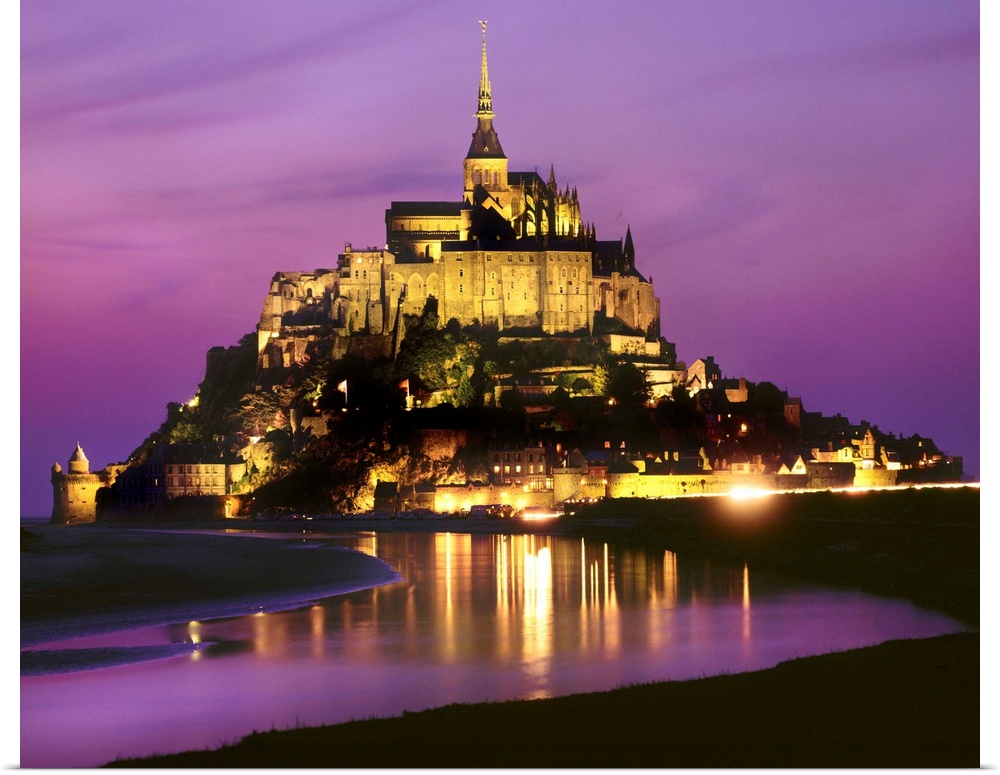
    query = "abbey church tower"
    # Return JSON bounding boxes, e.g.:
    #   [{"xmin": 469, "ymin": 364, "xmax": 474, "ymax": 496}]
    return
[{"xmin": 463, "ymin": 21, "xmax": 510, "ymax": 210}]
